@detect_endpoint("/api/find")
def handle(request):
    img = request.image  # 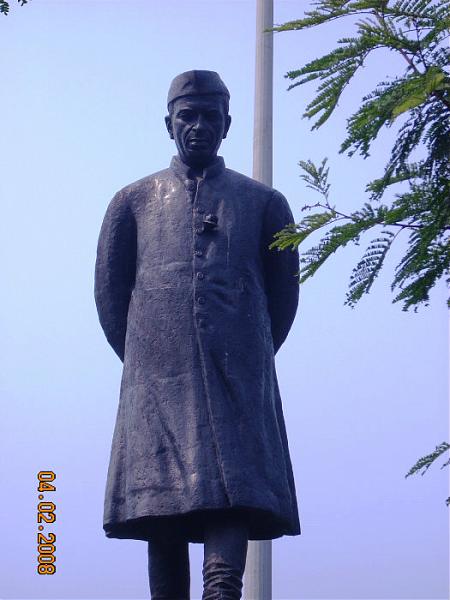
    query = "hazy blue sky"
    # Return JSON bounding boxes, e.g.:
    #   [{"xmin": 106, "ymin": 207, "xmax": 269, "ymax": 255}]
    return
[{"xmin": 1, "ymin": 1, "xmax": 448, "ymax": 599}]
